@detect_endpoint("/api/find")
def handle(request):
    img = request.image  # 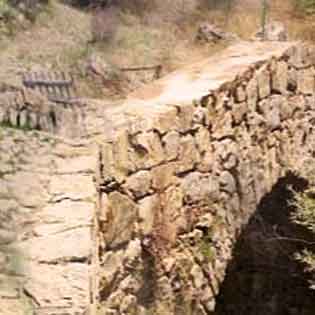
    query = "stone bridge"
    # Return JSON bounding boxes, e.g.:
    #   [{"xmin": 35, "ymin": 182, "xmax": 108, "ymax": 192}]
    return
[
  {"xmin": 1, "ymin": 41, "xmax": 315, "ymax": 315},
  {"xmin": 95, "ymin": 41, "xmax": 315, "ymax": 314}
]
